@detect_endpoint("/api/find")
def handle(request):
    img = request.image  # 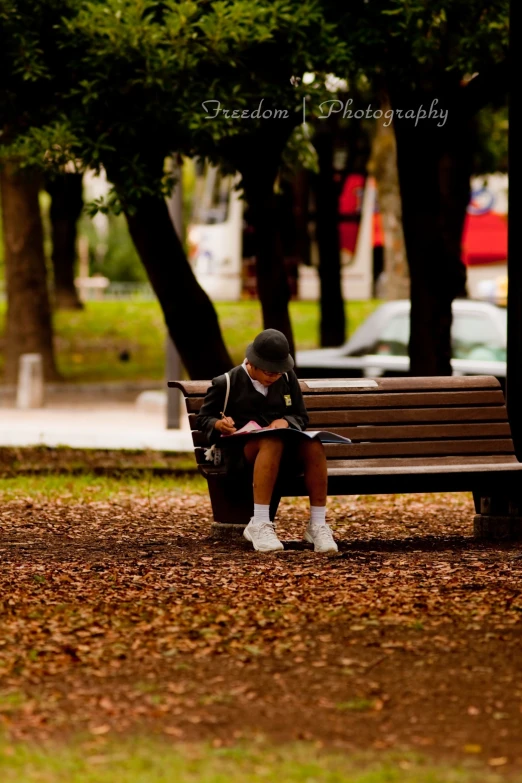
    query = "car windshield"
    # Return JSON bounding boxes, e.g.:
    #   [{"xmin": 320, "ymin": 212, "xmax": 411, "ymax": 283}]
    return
[
  {"xmin": 371, "ymin": 312, "xmax": 410, "ymax": 356},
  {"xmin": 362, "ymin": 310, "xmax": 506, "ymax": 362},
  {"xmin": 452, "ymin": 313, "xmax": 506, "ymax": 361}
]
